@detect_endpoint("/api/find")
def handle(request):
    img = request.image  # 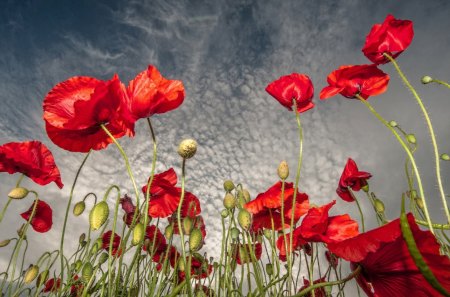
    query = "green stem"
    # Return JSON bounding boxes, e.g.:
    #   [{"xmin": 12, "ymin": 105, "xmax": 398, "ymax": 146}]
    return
[
  {"xmin": 415, "ymin": 219, "xmax": 450, "ymax": 229},
  {"xmin": 429, "ymin": 79, "xmax": 450, "ymax": 89},
  {"xmin": 349, "ymin": 189, "xmax": 365, "ymax": 232},
  {"xmin": 357, "ymin": 95, "xmax": 434, "ymax": 233},
  {"xmin": 0, "ymin": 198, "xmax": 13, "ymax": 223},
  {"xmin": 385, "ymin": 53, "xmax": 450, "ymax": 225},
  {"xmin": 59, "ymin": 151, "xmax": 91, "ymax": 291}
]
